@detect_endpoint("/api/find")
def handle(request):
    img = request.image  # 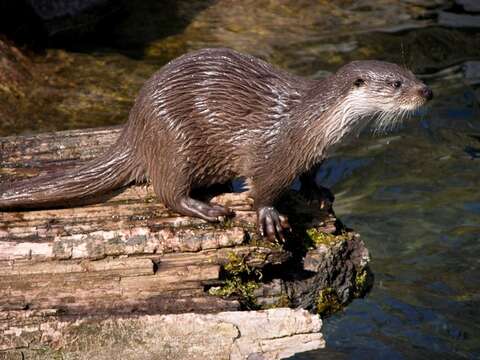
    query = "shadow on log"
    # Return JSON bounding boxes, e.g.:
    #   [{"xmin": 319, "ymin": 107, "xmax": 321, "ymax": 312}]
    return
[{"xmin": 0, "ymin": 127, "xmax": 372, "ymax": 359}]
